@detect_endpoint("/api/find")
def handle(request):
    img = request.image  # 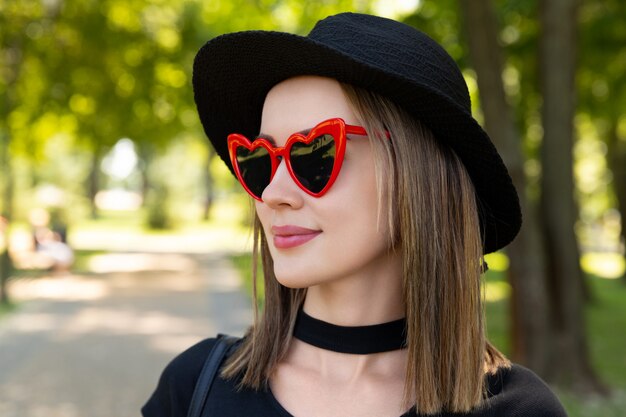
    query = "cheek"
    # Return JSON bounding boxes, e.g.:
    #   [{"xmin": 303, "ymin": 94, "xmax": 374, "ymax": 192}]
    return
[
  {"xmin": 332, "ymin": 184, "xmax": 388, "ymax": 247},
  {"xmin": 318, "ymin": 154, "xmax": 391, "ymax": 255},
  {"xmin": 334, "ymin": 149, "xmax": 384, "ymax": 229}
]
